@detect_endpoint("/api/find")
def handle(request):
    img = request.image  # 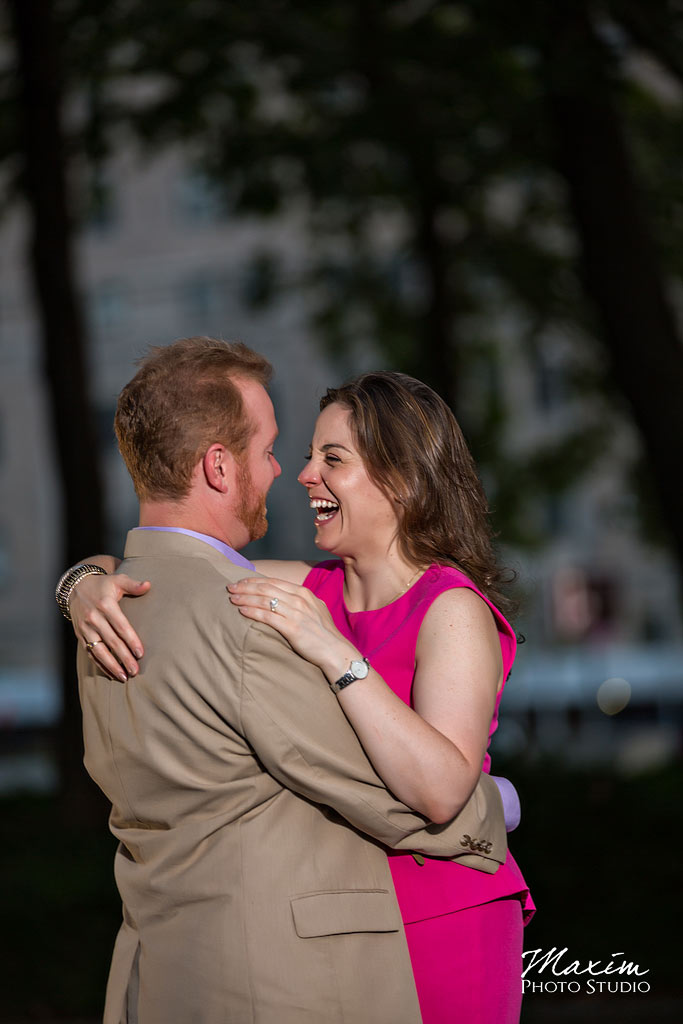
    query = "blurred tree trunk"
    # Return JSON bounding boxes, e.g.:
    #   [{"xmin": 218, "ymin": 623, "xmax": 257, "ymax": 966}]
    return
[
  {"xmin": 352, "ymin": 2, "xmax": 458, "ymax": 410},
  {"xmin": 412, "ymin": 162, "xmax": 459, "ymax": 413},
  {"xmin": 6, "ymin": 0, "xmax": 108, "ymax": 821},
  {"xmin": 543, "ymin": 0, "xmax": 683, "ymax": 584}
]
